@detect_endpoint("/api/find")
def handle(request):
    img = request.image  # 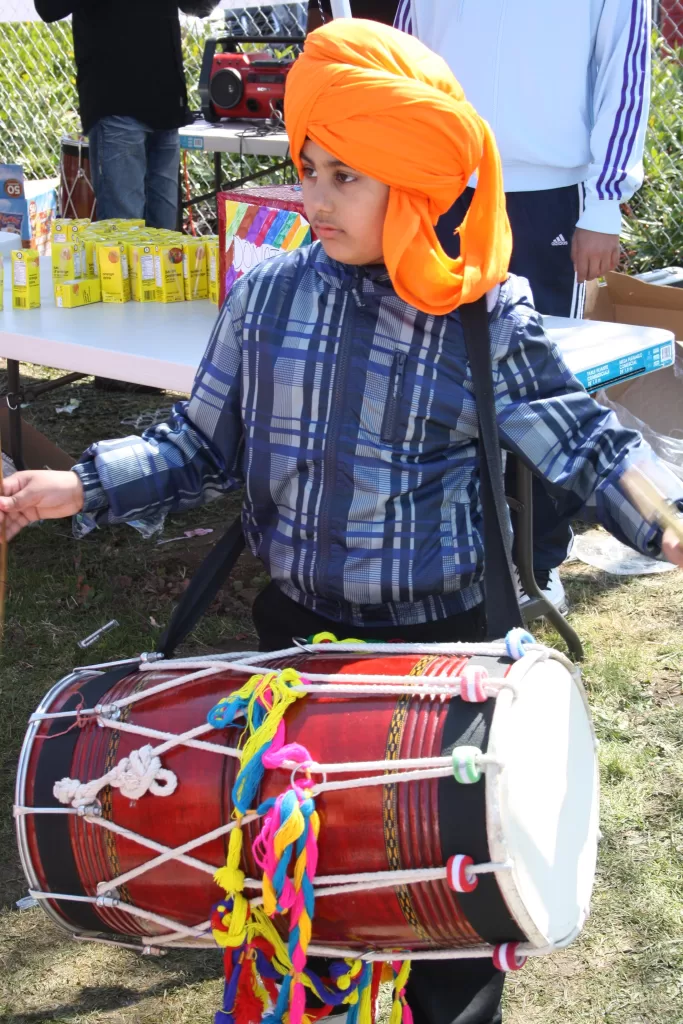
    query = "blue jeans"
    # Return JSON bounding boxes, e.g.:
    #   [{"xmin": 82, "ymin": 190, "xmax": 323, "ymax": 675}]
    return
[{"xmin": 89, "ymin": 116, "xmax": 180, "ymax": 229}]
